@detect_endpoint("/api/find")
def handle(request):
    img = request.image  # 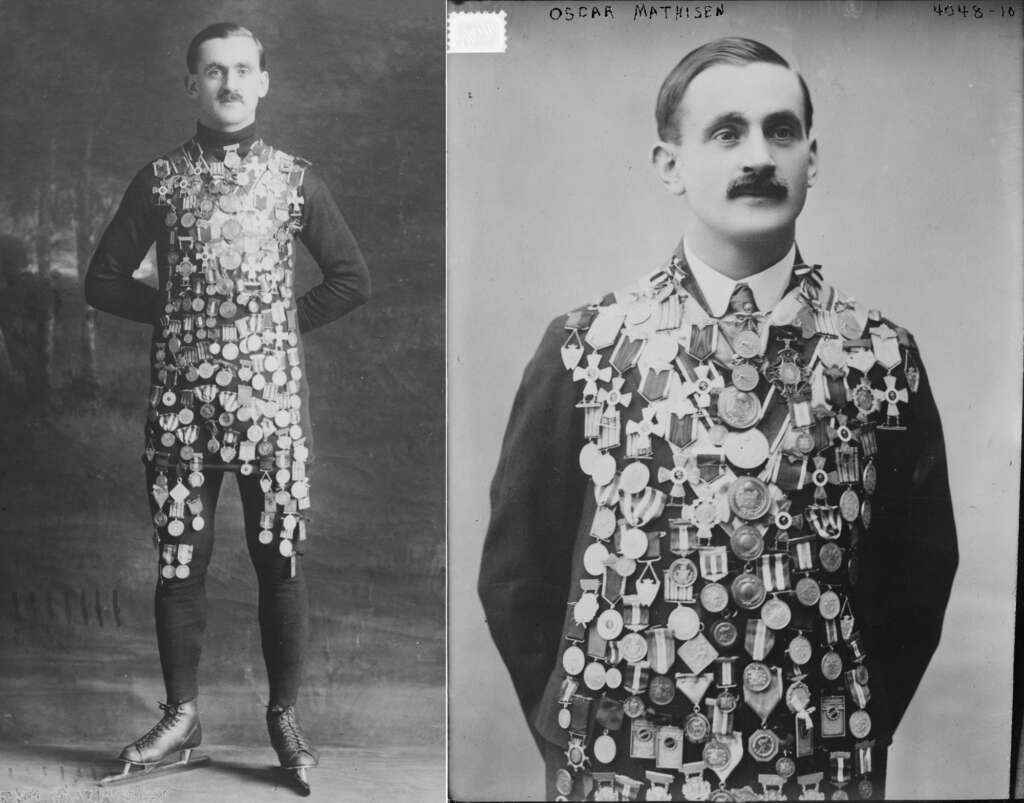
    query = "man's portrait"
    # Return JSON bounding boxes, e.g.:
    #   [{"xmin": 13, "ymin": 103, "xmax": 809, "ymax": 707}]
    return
[
  {"xmin": 0, "ymin": 2, "xmax": 443, "ymax": 799},
  {"xmin": 449, "ymin": 2, "xmax": 1021, "ymax": 800}
]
